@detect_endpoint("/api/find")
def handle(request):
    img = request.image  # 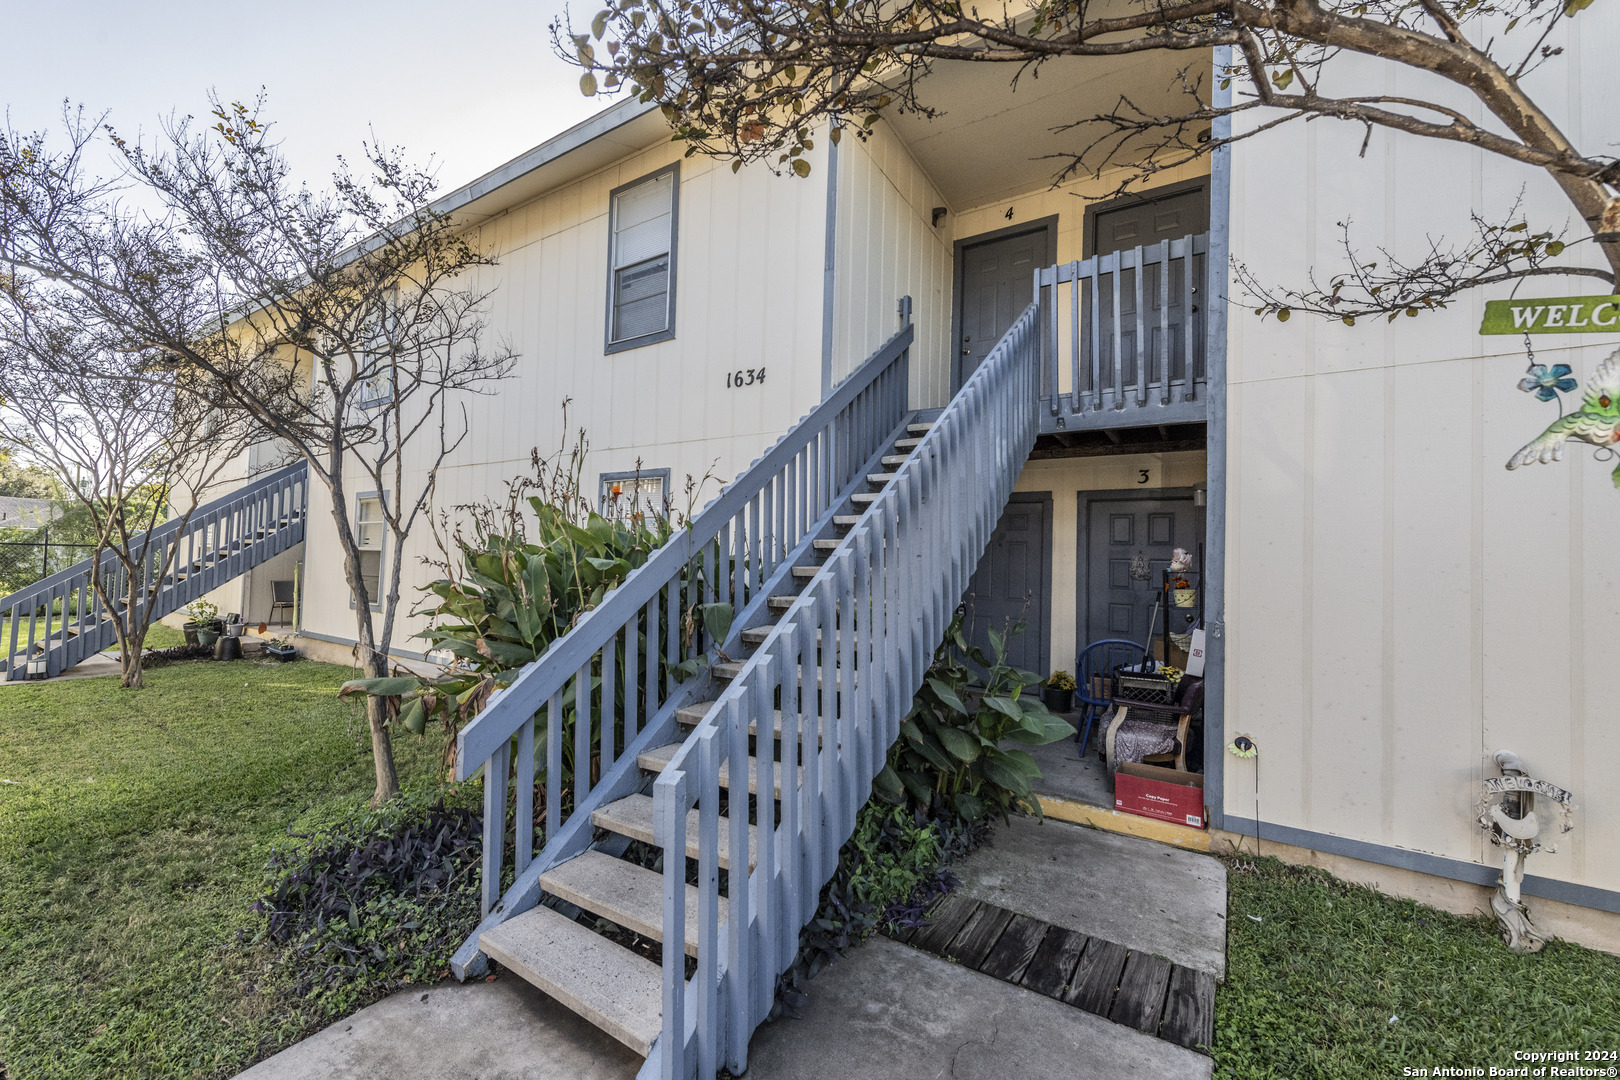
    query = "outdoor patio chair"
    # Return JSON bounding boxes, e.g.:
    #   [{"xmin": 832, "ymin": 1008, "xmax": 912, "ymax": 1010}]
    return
[
  {"xmin": 1075, "ymin": 637, "xmax": 1148, "ymax": 757},
  {"xmin": 269, "ymin": 580, "xmax": 295, "ymax": 626}
]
